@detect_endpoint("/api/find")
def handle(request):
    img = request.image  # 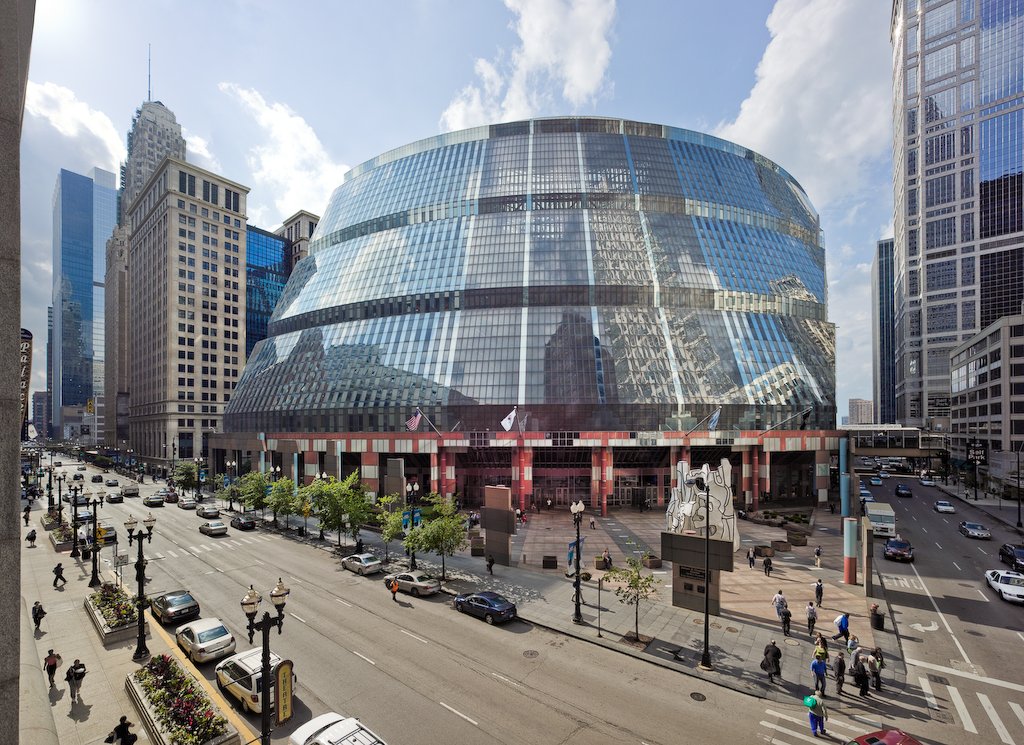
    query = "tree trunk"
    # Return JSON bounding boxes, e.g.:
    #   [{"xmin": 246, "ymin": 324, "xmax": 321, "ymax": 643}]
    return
[
  {"xmin": 634, "ymin": 601, "xmax": 640, "ymax": 641},
  {"xmin": 441, "ymin": 553, "xmax": 446, "ymax": 580}
]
